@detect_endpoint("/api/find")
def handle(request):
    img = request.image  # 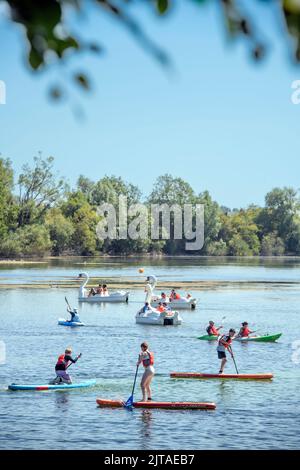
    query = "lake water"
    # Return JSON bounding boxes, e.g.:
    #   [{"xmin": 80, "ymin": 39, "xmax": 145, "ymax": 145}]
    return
[{"xmin": 0, "ymin": 258, "xmax": 299, "ymax": 450}]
